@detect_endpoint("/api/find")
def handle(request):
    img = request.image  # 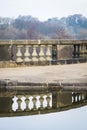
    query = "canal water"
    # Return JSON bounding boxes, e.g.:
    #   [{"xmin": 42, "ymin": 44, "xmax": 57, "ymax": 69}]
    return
[{"xmin": 0, "ymin": 89, "xmax": 87, "ymax": 130}]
